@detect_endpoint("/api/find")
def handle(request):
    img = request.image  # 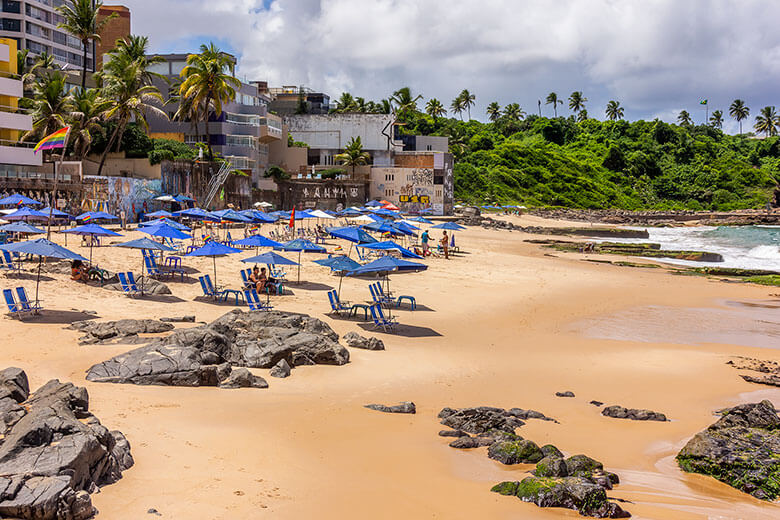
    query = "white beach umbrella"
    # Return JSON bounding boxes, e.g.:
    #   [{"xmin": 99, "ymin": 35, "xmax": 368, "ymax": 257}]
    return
[
  {"xmin": 308, "ymin": 209, "xmax": 335, "ymax": 219},
  {"xmin": 347, "ymin": 215, "xmax": 374, "ymax": 223}
]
